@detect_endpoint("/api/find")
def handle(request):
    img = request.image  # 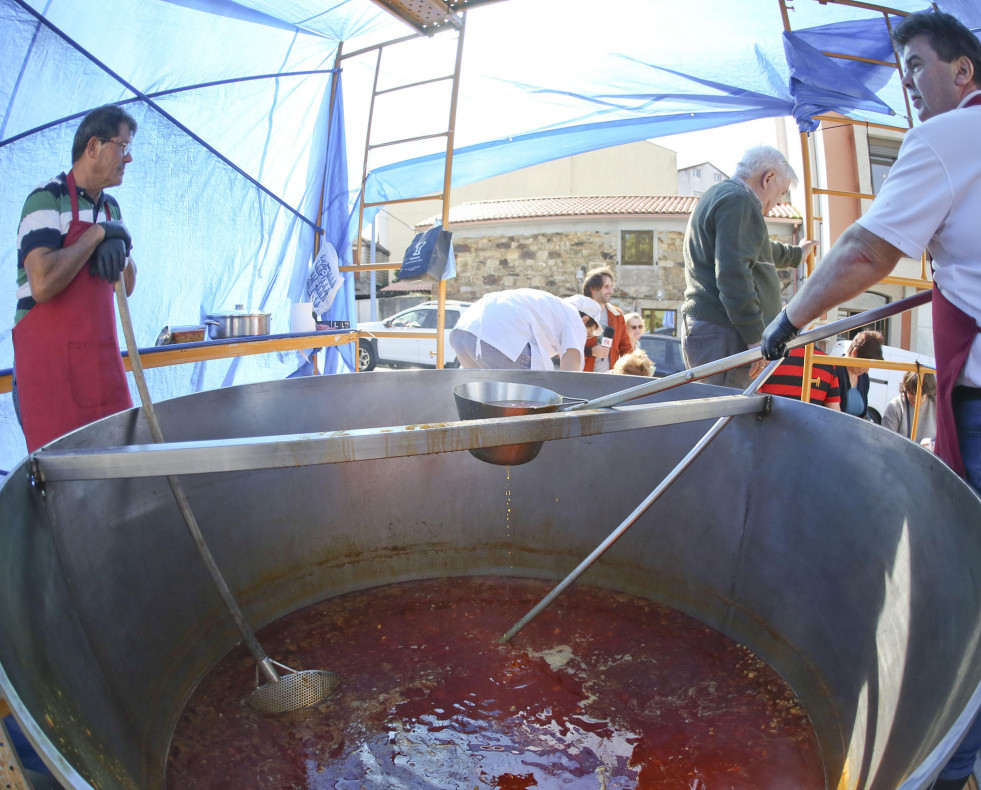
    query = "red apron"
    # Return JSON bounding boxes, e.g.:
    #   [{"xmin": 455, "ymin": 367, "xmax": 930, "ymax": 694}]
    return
[
  {"xmin": 931, "ymin": 92, "xmax": 981, "ymax": 478},
  {"xmin": 932, "ymin": 283, "xmax": 980, "ymax": 477},
  {"xmin": 12, "ymin": 170, "xmax": 132, "ymax": 453}
]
